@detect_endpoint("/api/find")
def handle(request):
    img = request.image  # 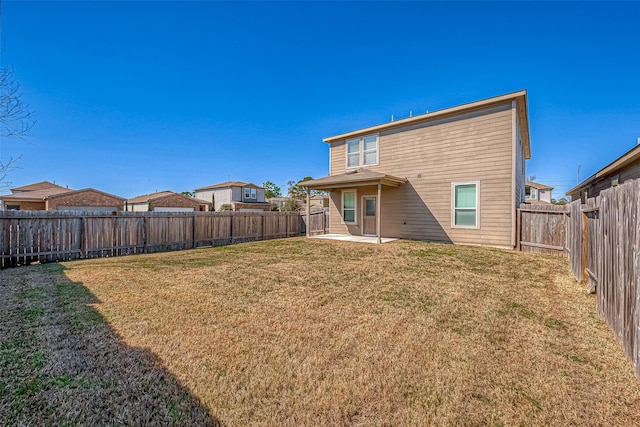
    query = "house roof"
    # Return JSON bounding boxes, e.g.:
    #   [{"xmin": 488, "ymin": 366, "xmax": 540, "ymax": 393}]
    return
[
  {"xmin": 301, "ymin": 168, "xmax": 407, "ymax": 190},
  {"xmin": 1, "ymin": 187, "xmax": 125, "ymax": 202},
  {"xmin": 323, "ymin": 90, "xmax": 531, "ymax": 160},
  {"xmin": 10, "ymin": 181, "xmax": 69, "ymax": 193},
  {"xmin": 47, "ymin": 188, "xmax": 126, "ymax": 201},
  {"xmin": 566, "ymin": 144, "xmax": 640, "ymax": 196},
  {"xmin": 525, "ymin": 181, "xmax": 553, "ymax": 190},
  {"xmin": 195, "ymin": 181, "xmax": 263, "ymax": 191},
  {"xmin": 127, "ymin": 191, "xmax": 175, "ymax": 204},
  {"xmin": 0, "ymin": 188, "xmax": 66, "ymax": 201}
]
